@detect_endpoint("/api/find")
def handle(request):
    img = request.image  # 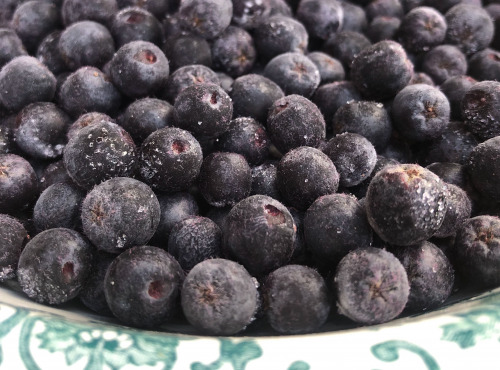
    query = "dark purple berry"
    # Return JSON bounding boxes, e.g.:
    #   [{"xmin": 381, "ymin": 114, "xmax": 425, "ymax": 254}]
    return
[
  {"xmin": 304, "ymin": 193, "xmax": 373, "ymax": 265},
  {"xmin": 198, "ymin": 152, "xmax": 251, "ymax": 207},
  {"xmin": 230, "ymin": 74, "xmax": 284, "ymax": 123},
  {"xmin": 139, "ymin": 127, "xmax": 203, "ymax": 192},
  {"xmin": 168, "ymin": 216, "xmax": 221, "ymax": 271},
  {"xmin": 0, "ymin": 28, "xmax": 27, "ymax": 68},
  {"xmin": 351, "ymin": 40, "xmax": 413, "ymax": 101},
  {"xmin": 323, "ymin": 133, "xmax": 377, "ymax": 188},
  {"xmin": 250, "ymin": 161, "xmax": 280, "ymax": 200},
  {"xmin": 58, "ymin": 67, "xmax": 122, "ymax": 118},
  {"xmin": 36, "ymin": 31, "xmax": 67, "ymax": 75},
  {"xmin": 33, "ymin": 182, "xmax": 85, "ymax": 232},
  {"xmin": 454, "ymin": 215, "xmax": 500, "ymax": 287},
  {"xmin": 58, "ymin": 21, "xmax": 115, "ymax": 71},
  {"xmin": 0, "ymin": 154, "xmax": 38, "ymax": 214},
  {"xmin": 365, "ymin": 164, "xmax": 448, "ymax": 246},
  {"xmin": 421, "ymin": 45, "xmax": 467, "ymax": 85},
  {"xmin": 177, "ymin": 0, "xmax": 233, "ymax": 39},
  {"xmin": 307, "ymin": 52, "xmax": 345, "ymax": 84},
  {"xmin": 14, "ymin": 102, "xmax": 71, "ymax": 160},
  {"xmin": 215, "ymin": 117, "xmax": 269, "ymax": 166},
  {"xmin": 391, "ymin": 241, "xmax": 454, "ymax": 312},
  {"xmin": 440, "ymin": 75, "xmax": 476, "ymax": 121},
  {"xmin": 367, "ymin": 16, "xmax": 401, "ymax": 43},
  {"xmin": 164, "ymin": 34, "xmax": 212, "ymax": 71},
  {"xmin": 231, "ymin": 0, "xmax": 272, "ymax": 29},
  {"xmin": 223, "ymin": 194, "xmax": 295, "ymax": 276},
  {"xmin": 267, "ymin": 94, "xmax": 326, "ymax": 154},
  {"xmin": 467, "ymin": 136, "xmax": 500, "ymax": 202},
  {"xmin": 81, "ymin": 177, "xmax": 160, "ymax": 253},
  {"xmin": 334, "ymin": 247, "xmax": 409, "ymax": 325},
  {"xmin": 277, "ymin": 146, "xmax": 339, "ymax": 211},
  {"xmin": 0, "ymin": 56, "xmax": 56, "ymax": 112},
  {"xmin": 323, "ymin": 31, "xmax": 372, "ymax": 70},
  {"xmin": 433, "ymin": 183, "xmax": 471, "ymax": 238},
  {"xmin": 0, "ymin": 214, "xmax": 28, "ymax": 281},
  {"xmin": 263, "ymin": 265, "xmax": 330, "ymax": 334},
  {"xmin": 63, "ymin": 119, "xmax": 137, "ymax": 190},
  {"xmin": 17, "ymin": 228, "xmax": 93, "ymax": 304},
  {"xmin": 109, "ymin": 41, "xmax": 170, "ymax": 98},
  {"xmin": 173, "ymin": 83, "xmax": 233, "ymax": 138},
  {"xmin": 110, "ymin": 7, "xmax": 162, "ymax": 48},
  {"xmin": 296, "ymin": 0, "xmax": 343, "ymax": 40},
  {"xmin": 181, "ymin": 258, "xmax": 258, "ymax": 335},
  {"xmin": 469, "ymin": 48, "xmax": 500, "ymax": 82},
  {"xmin": 62, "ymin": 0, "xmax": 118, "ymax": 26},
  {"xmin": 104, "ymin": 245, "xmax": 184, "ymax": 328},
  {"xmin": 391, "ymin": 84, "xmax": 450, "ymax": 142}
]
